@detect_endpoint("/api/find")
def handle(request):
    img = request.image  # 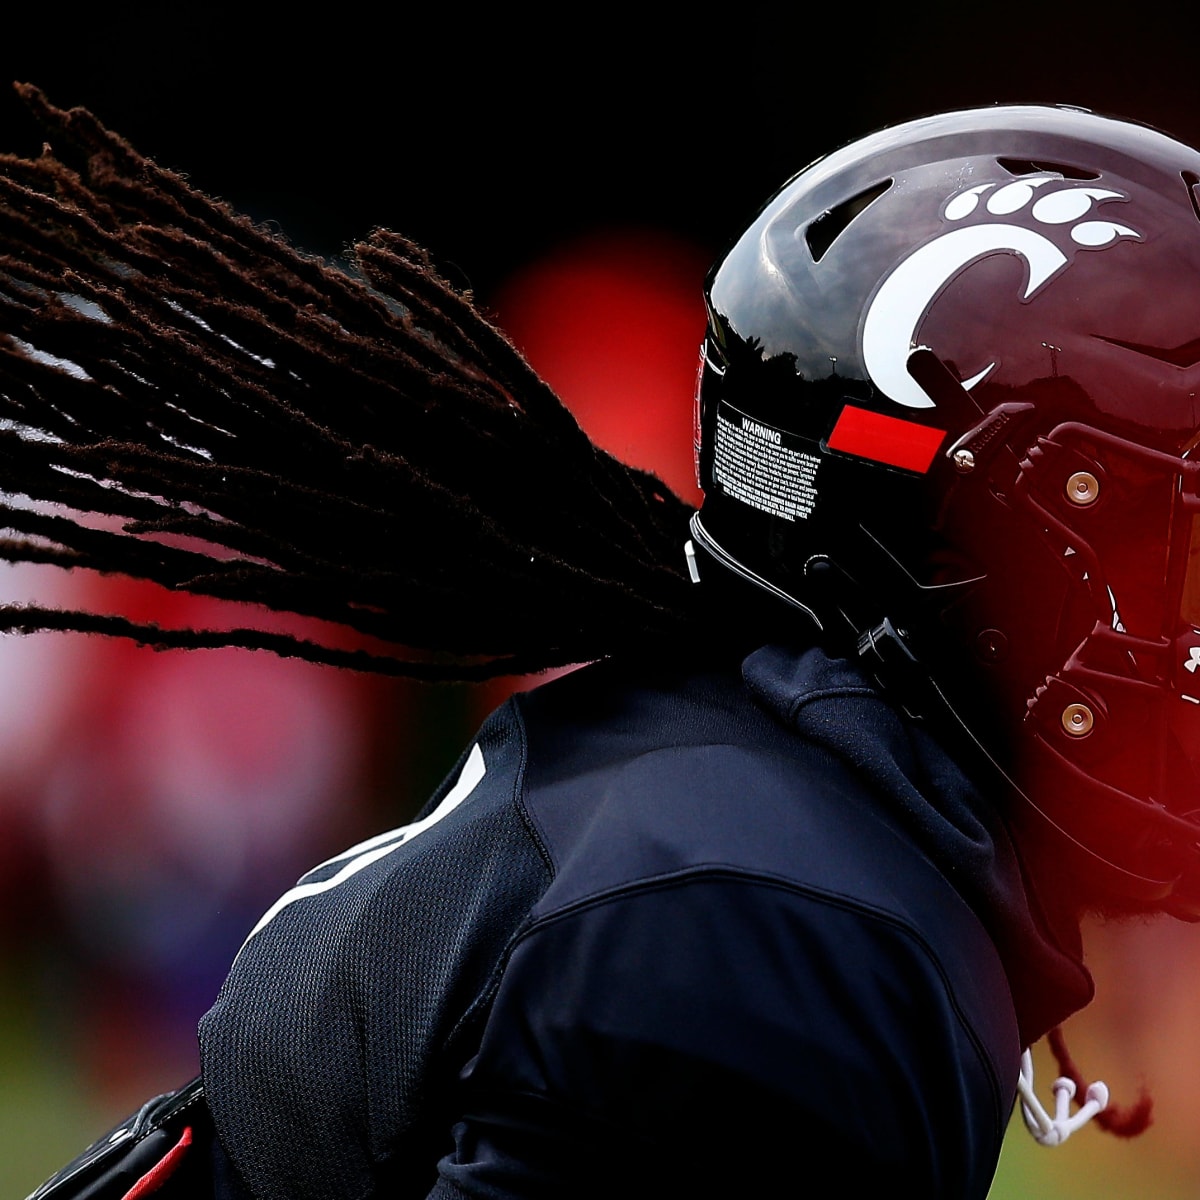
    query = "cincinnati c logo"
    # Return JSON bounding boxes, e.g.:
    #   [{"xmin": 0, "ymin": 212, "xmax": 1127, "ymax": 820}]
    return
[{"xmin": 861, "ymin": 177, "xmax": 1140, "ymax": 409}]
